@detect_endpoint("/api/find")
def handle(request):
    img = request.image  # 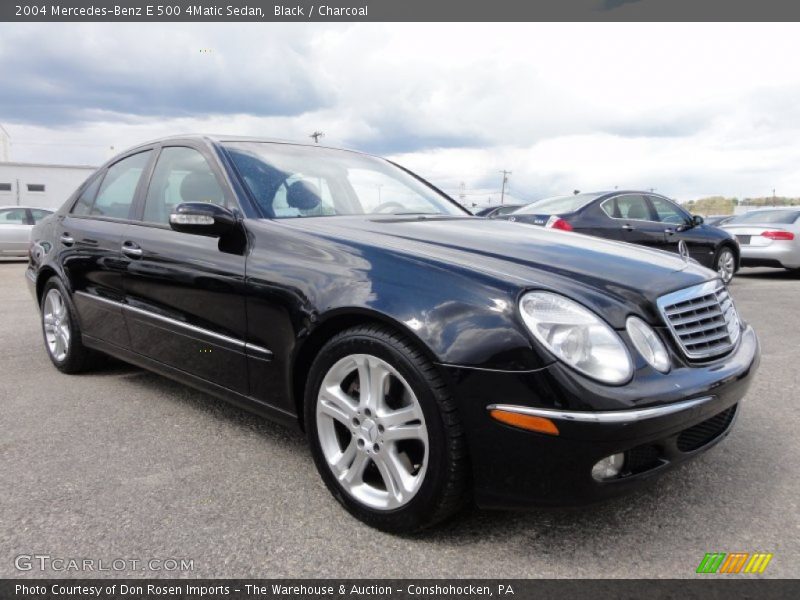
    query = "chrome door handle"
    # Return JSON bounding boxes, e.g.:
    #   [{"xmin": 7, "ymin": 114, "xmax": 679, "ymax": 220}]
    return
[
  {"xmin": 121, "ymin": 242, "xmax": 143, "ymax": 258},
  {"xmin": 60, "ymin": 233, "xmax": 74, "ymax": 246},
  {"xmin": 621, "ymin": 224, "xmax": 634, "ymax": 231}
]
